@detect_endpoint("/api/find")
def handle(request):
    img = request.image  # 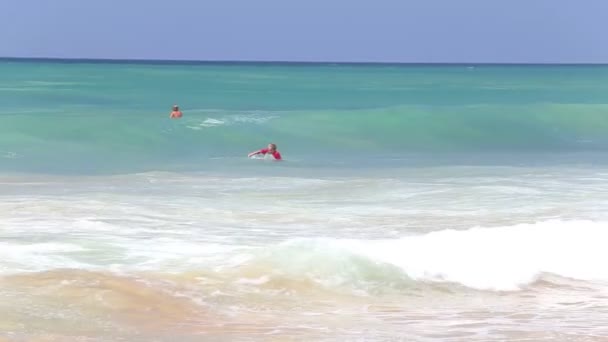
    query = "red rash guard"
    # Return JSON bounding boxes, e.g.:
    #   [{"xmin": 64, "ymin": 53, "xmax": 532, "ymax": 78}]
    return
[{"xmin": 260, "ymin": 148, "xmax": 282, "ymax": 160}]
